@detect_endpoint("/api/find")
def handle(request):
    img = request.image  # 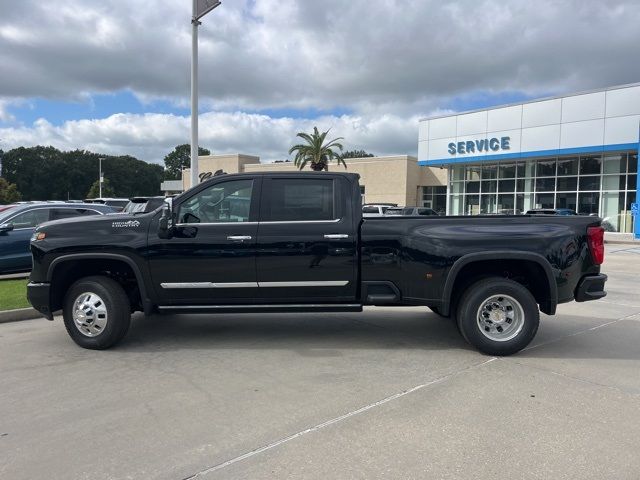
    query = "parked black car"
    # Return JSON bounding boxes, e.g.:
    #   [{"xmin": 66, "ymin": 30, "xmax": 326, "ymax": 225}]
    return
[
  {"xmin": 525, "ymin": 208, "xmax": 577, "ymax": 216},
  {"xmin": 28, "ymin": 172, "xmax": 606, "ymax": 355}
]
